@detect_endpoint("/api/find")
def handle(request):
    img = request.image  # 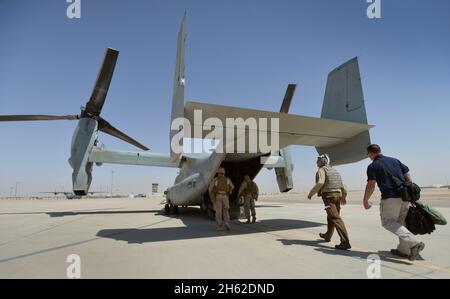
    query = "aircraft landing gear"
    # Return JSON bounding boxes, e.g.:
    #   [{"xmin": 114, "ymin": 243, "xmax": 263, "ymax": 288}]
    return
[
  {"xmin": 201, "ymin": 197, "xmax": 215, "ymax": 220},
  {"xmin": 164, "ymin": 204, "xmax": 170, "ymax": 215},
  {"xmin": 164, "ymin": 203, "xmax": 179, "ymax": 215}
]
